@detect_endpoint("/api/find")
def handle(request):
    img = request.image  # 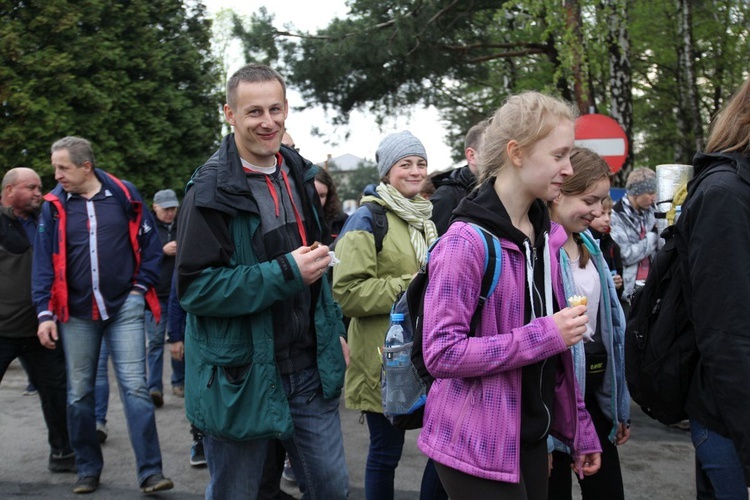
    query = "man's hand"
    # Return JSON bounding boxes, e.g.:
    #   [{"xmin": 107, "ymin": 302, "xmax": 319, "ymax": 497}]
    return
[
  {"xmin": 291, "ymin": 244, "xmax": 332, "ymax": 285},
  {"xmin": 552, "ymin": 305, "xmax": 589, "ymax": 347},
  {"xmin": 339, "ymin": 337, "xmax": 350, "ymax": 368},
  {"xmin": 170, "ymin": 340, "xmax": 185, "ymax": 361},
  {"xmin": 163, "ymin": 241, "xmax": 177, "ymax": 256},
  {"xmin": 37, "ymin": 320, "xmax": 58, "ymax": 349}
]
